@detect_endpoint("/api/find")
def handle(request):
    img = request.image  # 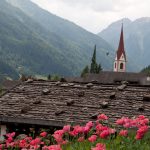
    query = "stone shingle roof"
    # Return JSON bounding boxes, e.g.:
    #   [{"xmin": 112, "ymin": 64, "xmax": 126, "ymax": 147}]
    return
[
  {"xmin": 1, "ymin": 80, "xmax": 20, "ymax": 90},
  {"xmin": 69, "ymin": 72, "xmax": 150, "ymax": 85},
  {"xmin": 83, "ymin": 71, "xmax": 150, "ymax": 85},
  {"xmin": 0, "ymin": 80, "xmax": 150, "ymax": 127}
]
